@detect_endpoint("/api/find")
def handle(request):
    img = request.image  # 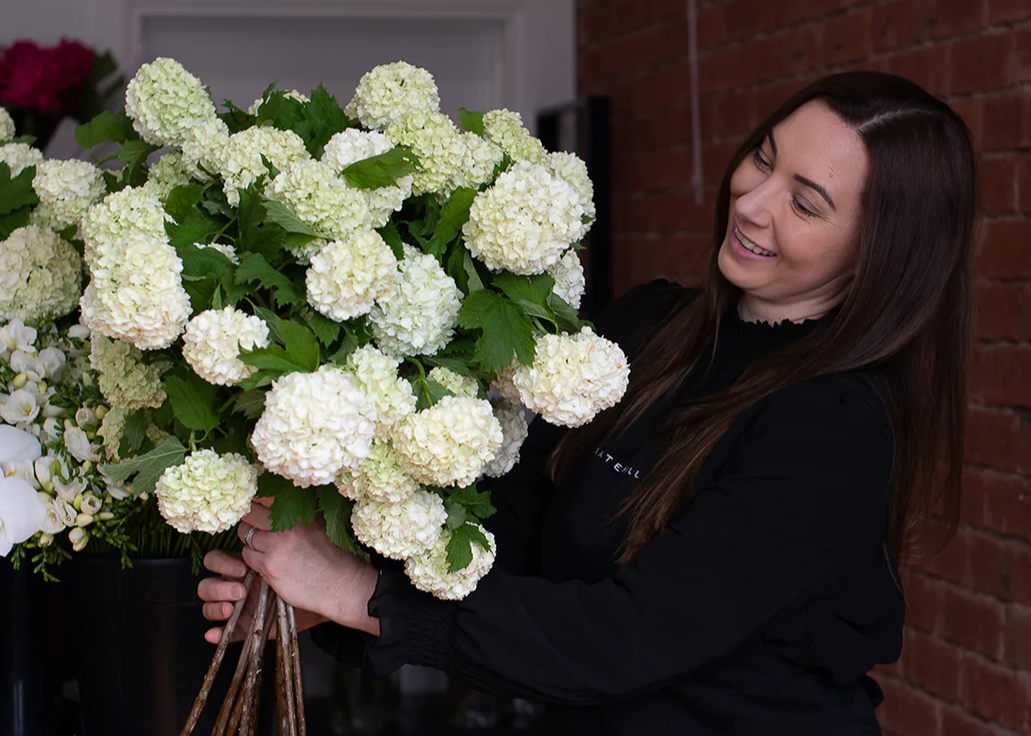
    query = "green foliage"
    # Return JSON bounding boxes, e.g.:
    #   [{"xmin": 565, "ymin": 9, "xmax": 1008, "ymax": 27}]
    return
[
  {"xmin": 342, "ymin": 147, "xmax": 421, "ymax": 189},
  {"xmin": 0, "ymin": 163, "xmax": 39, "ymax": 215},
  {"xmin": 305, "ymin": 310, "xmax": 343, "ymax": 347},
  {"xmin": 235, "ymin": 253, "xmax": 304, "ymax": 307},
  {"xmin": 445, "ymin": 522, "xmax": 492, "ymax": 573},
  {"xmin": 377, "ymin": 221, "xmax": 405, "ymax": 260},
  {"xmin": 116, "ymin": 140, "xmax": 160, "ymax": 187},
  {"xmin": 410, "ymin": 376, "xmax": 454, "ymax": 412},
  {"xmin": 225, "ymin": 389, "xmax": 266, "ymax": 420},
  {"xmin": 258, "ymin": 475, "xmax": 318, "ymax": 531},
  {"xmin": 448, "ymin": 484, "xmax": 496, "ymax": 520},
  {"xmin": 459, "ymin": 108, "xmax": 485, "ymax": 136},
  {"xmin": 117, "ymin": 410, "xmax": 148, "ymax": 457},
  {"xmin": 303, "ymin": 85, "xmax": 354, "ymax": 157},
  {"xmin": 74, "ymin": 110, "xmax": 133, "ymax": 151},
  {"xmin": 426, "ymin": 187, "xmax": 476, "ymax": 259},
  {"xmin": 100, "ymin": 437, "xmax": 188, "ymax": 497},
  {"xmin": 548, "ymin": 293, "xmax": 586, "ymax": 333},
  {"xmin": 457, "ymin": 289, "xmax": 536, "ymax": 372},
  {"xmin": 319, "ymin": 490, "xmax": 366, "ymax": 558},
  {"xmin": 163, "ymin": 371, "xmax": 220, "ymax": 433},
  {"xmin": 263, "ymin": 201, "xmax": 325, "ymax": 241}
]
